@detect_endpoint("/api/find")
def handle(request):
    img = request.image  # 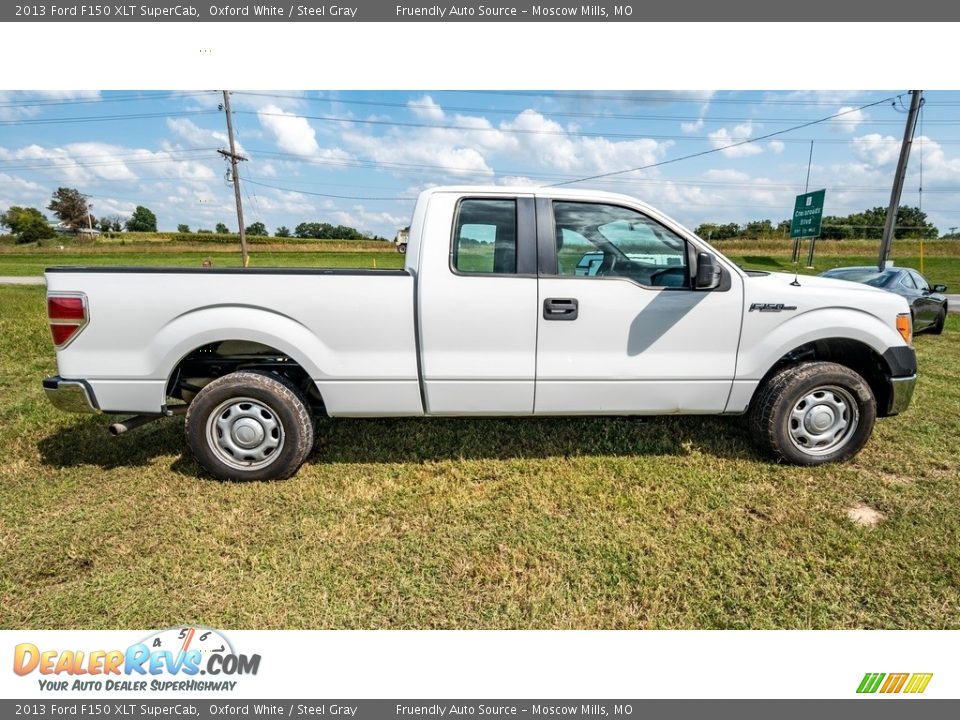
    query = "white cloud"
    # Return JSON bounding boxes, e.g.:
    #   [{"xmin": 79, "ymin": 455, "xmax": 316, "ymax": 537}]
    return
[
  {"xmin": 681, "ymin": 118, "xmax": 704, "ymax": 133},
  {"xmin": 703, "ymin": 169, "xmax": 751, "ymax": 182},
  {"xmin": 708, "ymin": 123, "xmax": 764, "ymax": 158},
  {"xmin": 408, "ymin": 95, "xmax": 445, "ymax": 121},
  {"xmin": 257, "ymin": 104, "xmax": 321, "ymax": 156},
  {"xmin": 768, "ymin": 140, "xmax": 785, "ymax": 154},
  {"xmin": 851, "ymin": 133, "xmax": 901, "ymax": 167},
  {"xmin": 166, "ymin": 117, "xmax": 237, "ymax": 152},
  {"xmin": 832, "ymin": 106, "xmax": 869, "ymax": 134},
  {"xmin": 0, "ymin": 142, "xmax": 218, "ymax": 188}
]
